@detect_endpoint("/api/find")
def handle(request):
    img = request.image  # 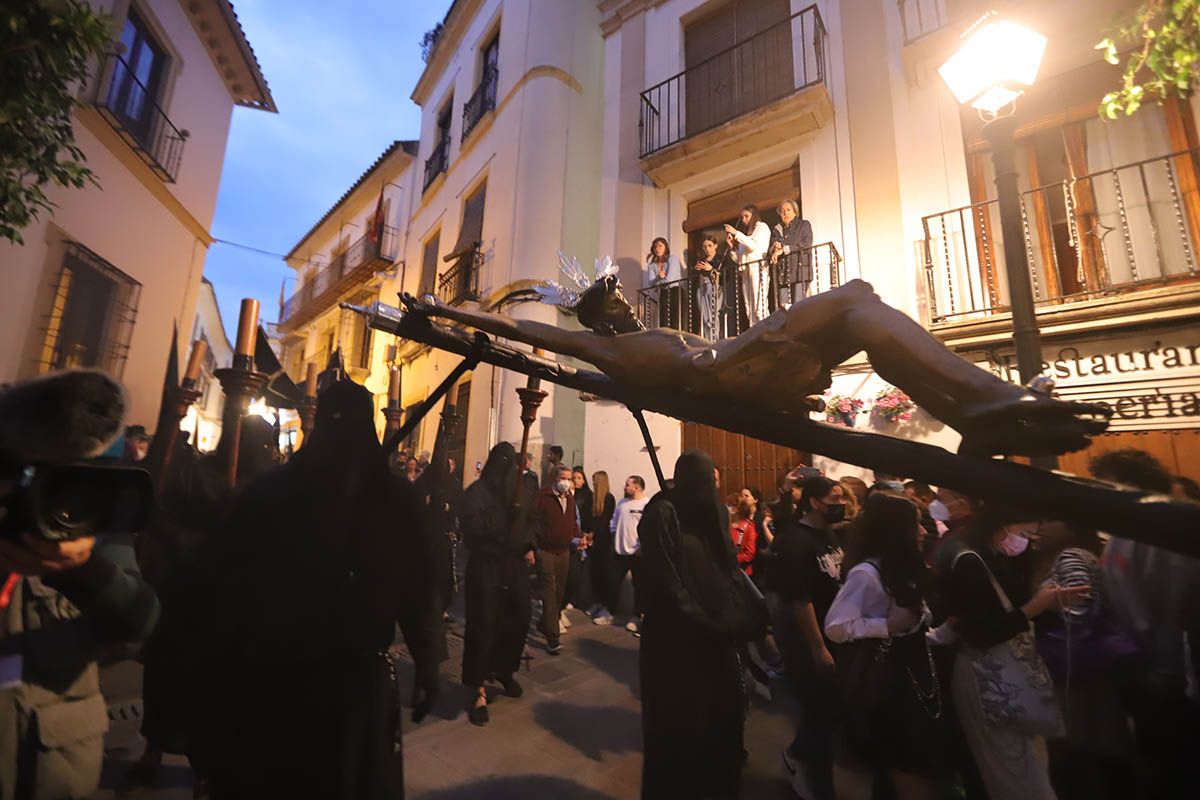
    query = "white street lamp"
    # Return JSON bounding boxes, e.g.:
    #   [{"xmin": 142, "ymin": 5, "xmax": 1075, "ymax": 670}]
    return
[
  {"xmin": 939, "ymin": 13, "xmax": 1053, "ymax": 467},
  {"xmin": 938, "ymin": 16, "xmax": 1047, "ymax": 116}
]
